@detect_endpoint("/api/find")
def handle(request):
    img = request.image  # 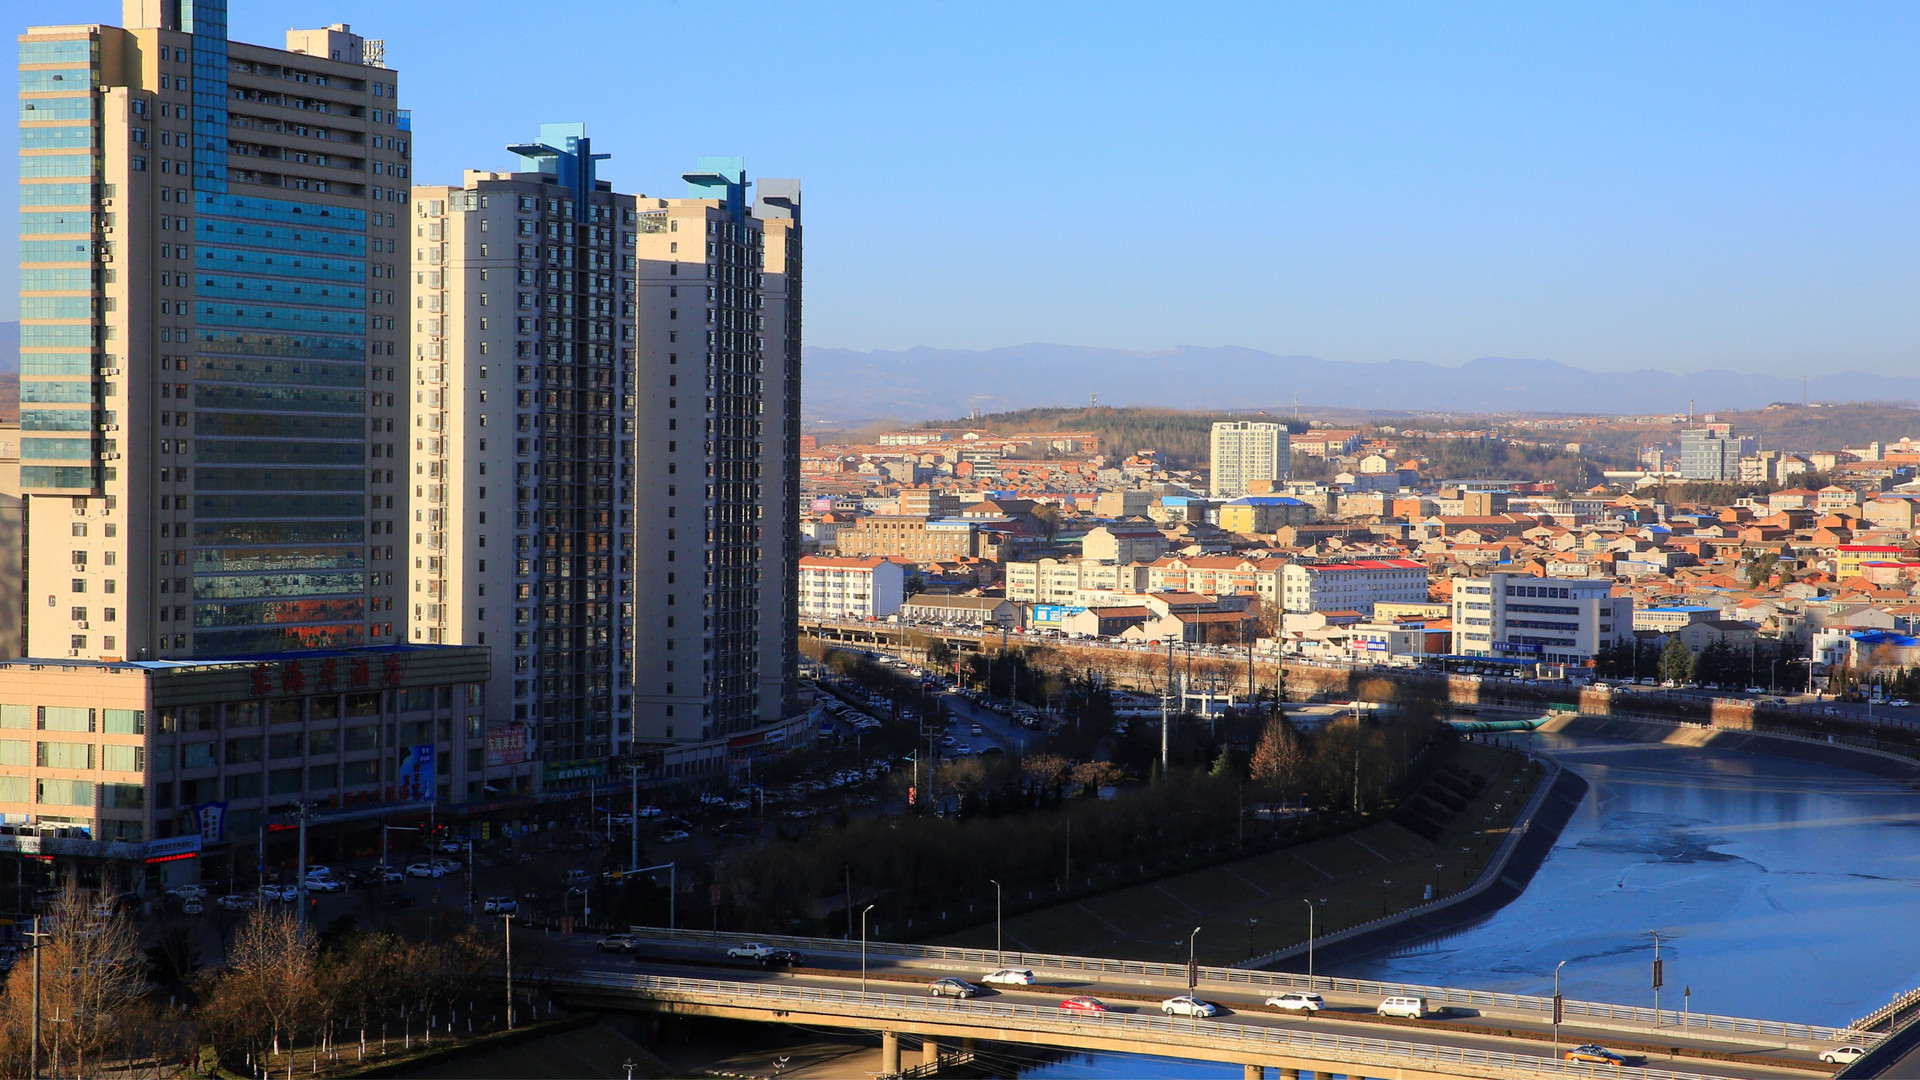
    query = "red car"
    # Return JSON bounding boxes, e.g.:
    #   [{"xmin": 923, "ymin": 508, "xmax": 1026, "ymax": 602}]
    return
[{"xmin": 1059, "ymin": 997, "xmax": 1109, "ymax": 1013}]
